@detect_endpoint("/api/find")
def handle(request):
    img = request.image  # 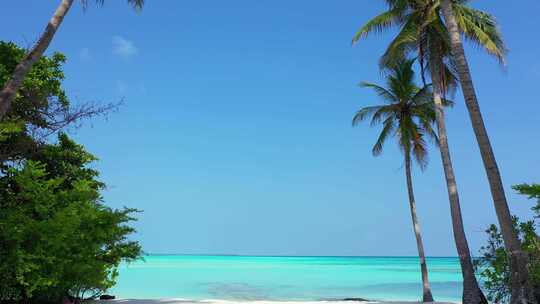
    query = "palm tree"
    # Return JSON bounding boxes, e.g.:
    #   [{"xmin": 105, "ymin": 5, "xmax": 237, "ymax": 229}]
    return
[
  {"xmin": 438, "ymin": 2, "xmax": 536, "ymax": 303},
  {"xmin": 0, "ymin": 0, "xmax": 144, "ymax": 120},
  {"xmin": 352, "ymin": 1, "xmax": 506, "ymax": 303},
  {"xmin": 353, "ymin": 59, "xmax": 445, "ymax": 303}
]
